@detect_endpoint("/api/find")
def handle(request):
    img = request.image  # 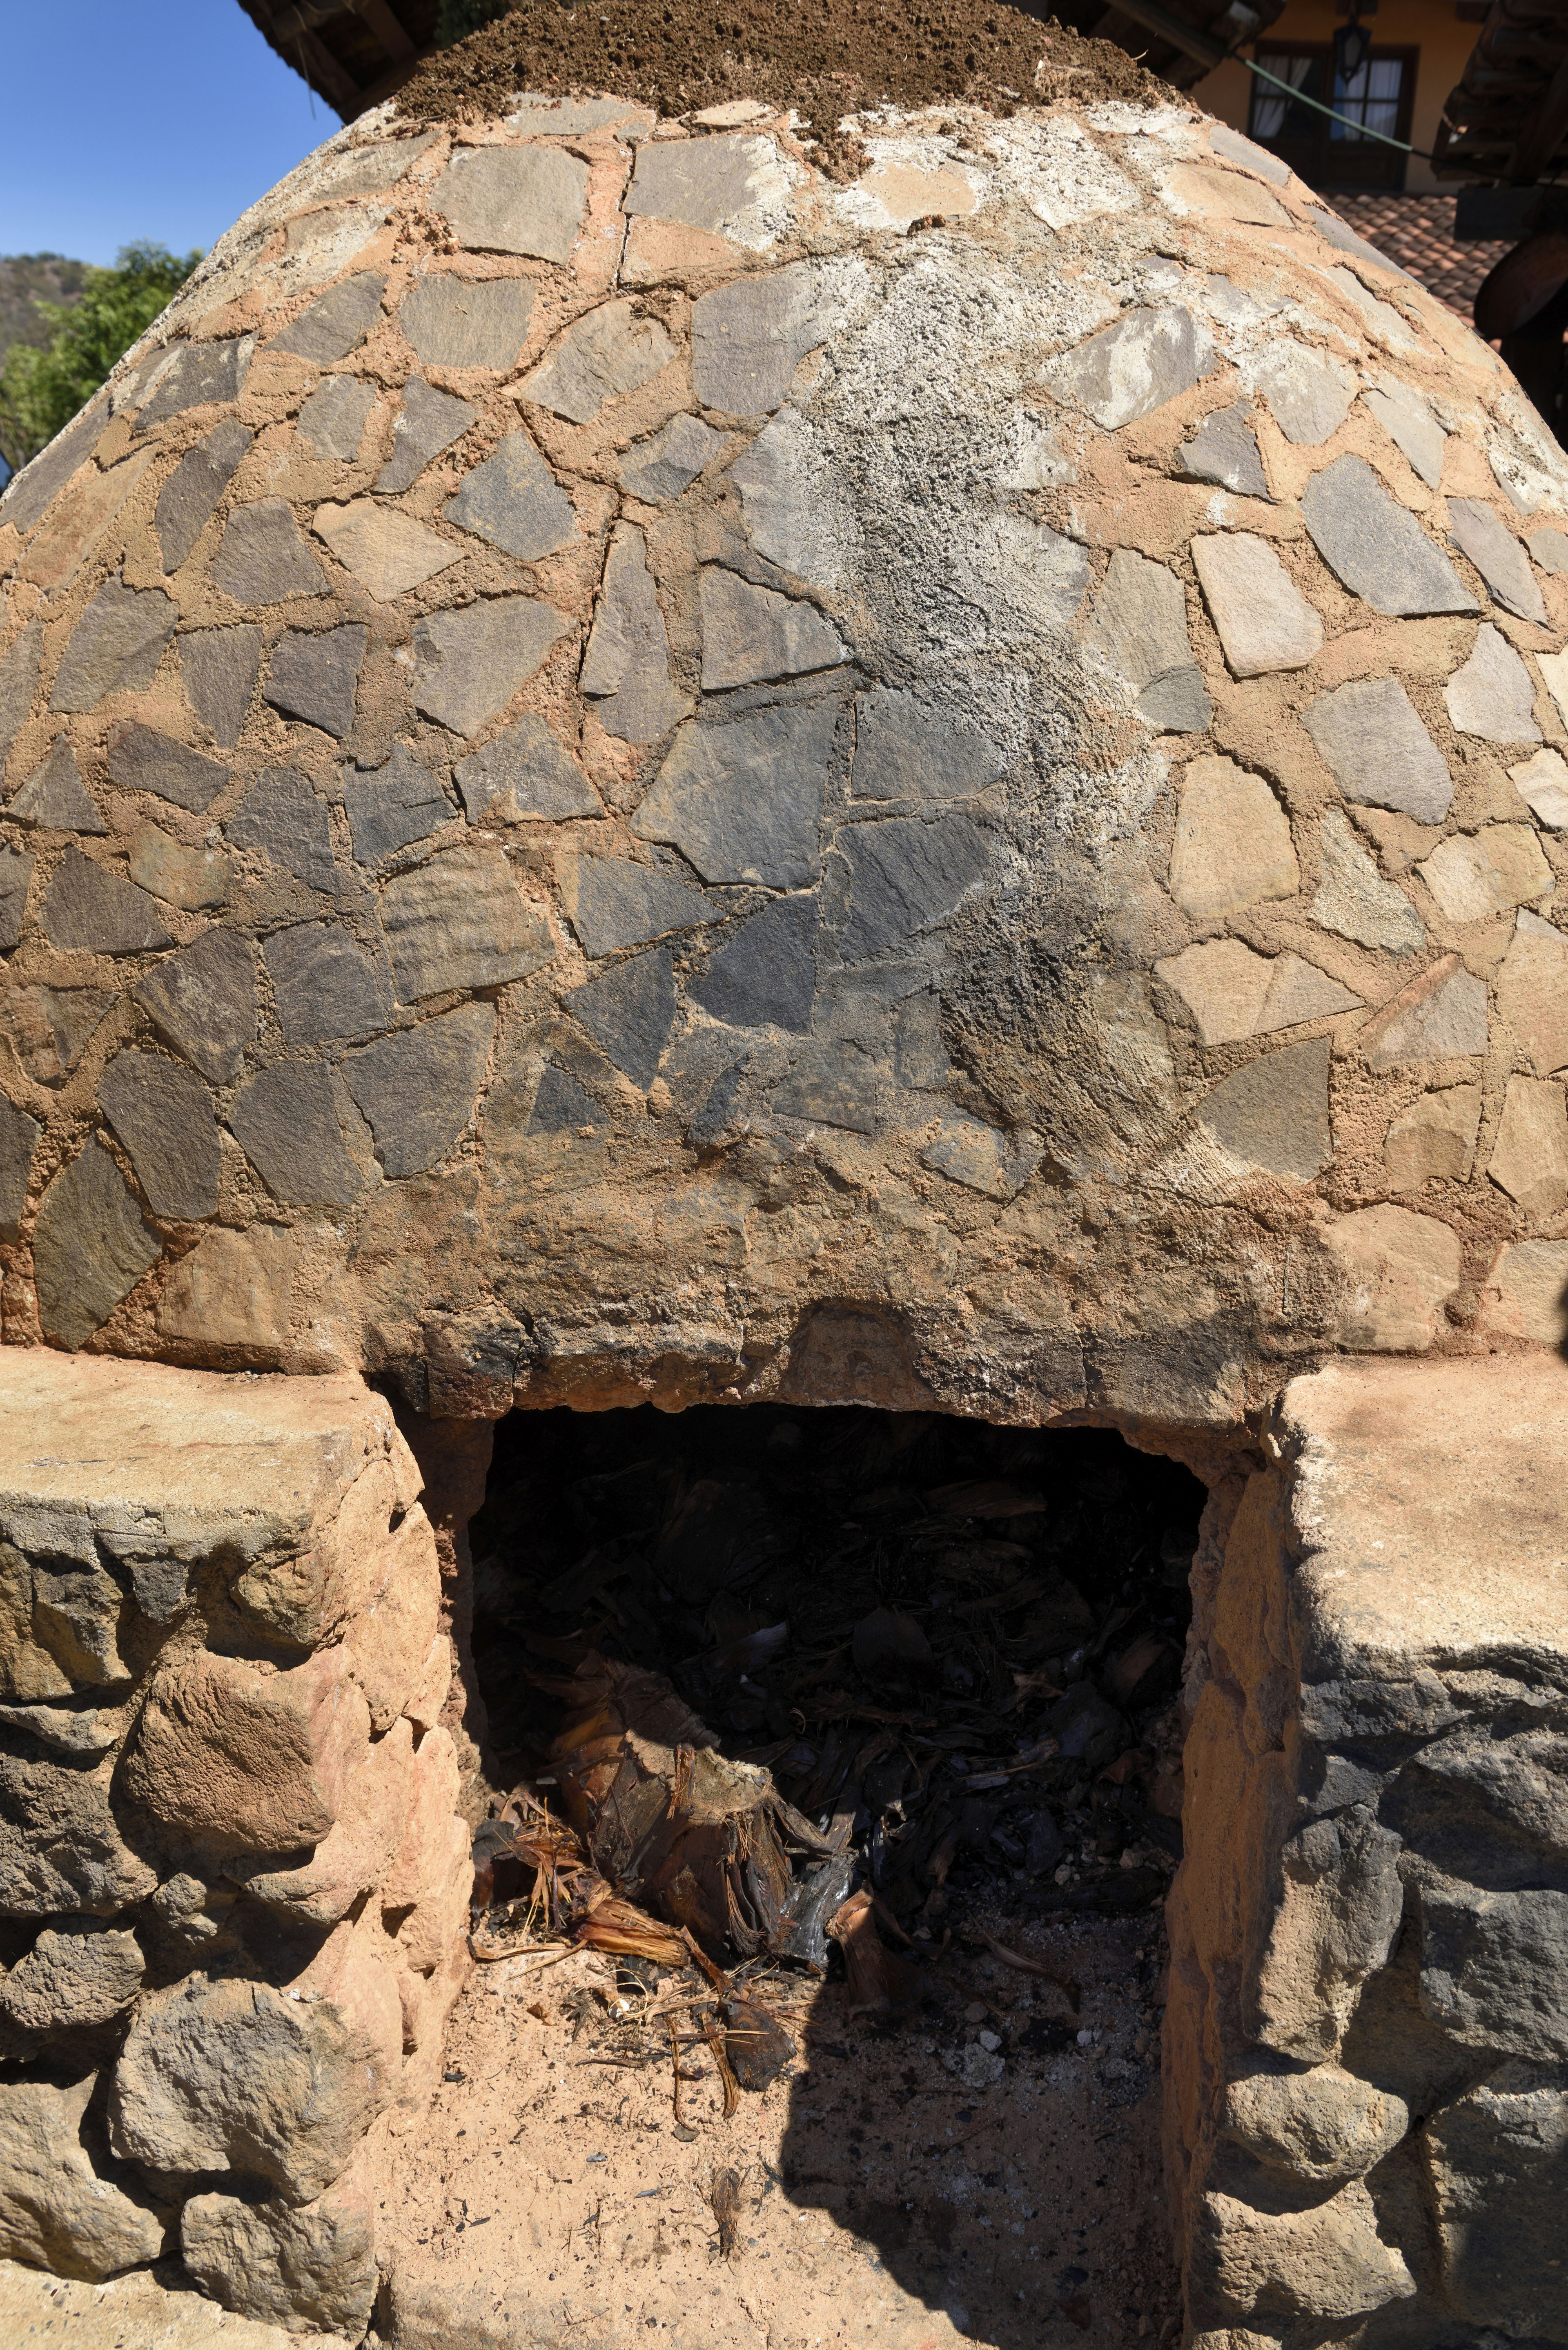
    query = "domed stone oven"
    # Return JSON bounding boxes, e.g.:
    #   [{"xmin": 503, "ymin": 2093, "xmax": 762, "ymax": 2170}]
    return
[{"xmin": 2, "ymin": 72, "xmax": 1568, "ymax": 2348}]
